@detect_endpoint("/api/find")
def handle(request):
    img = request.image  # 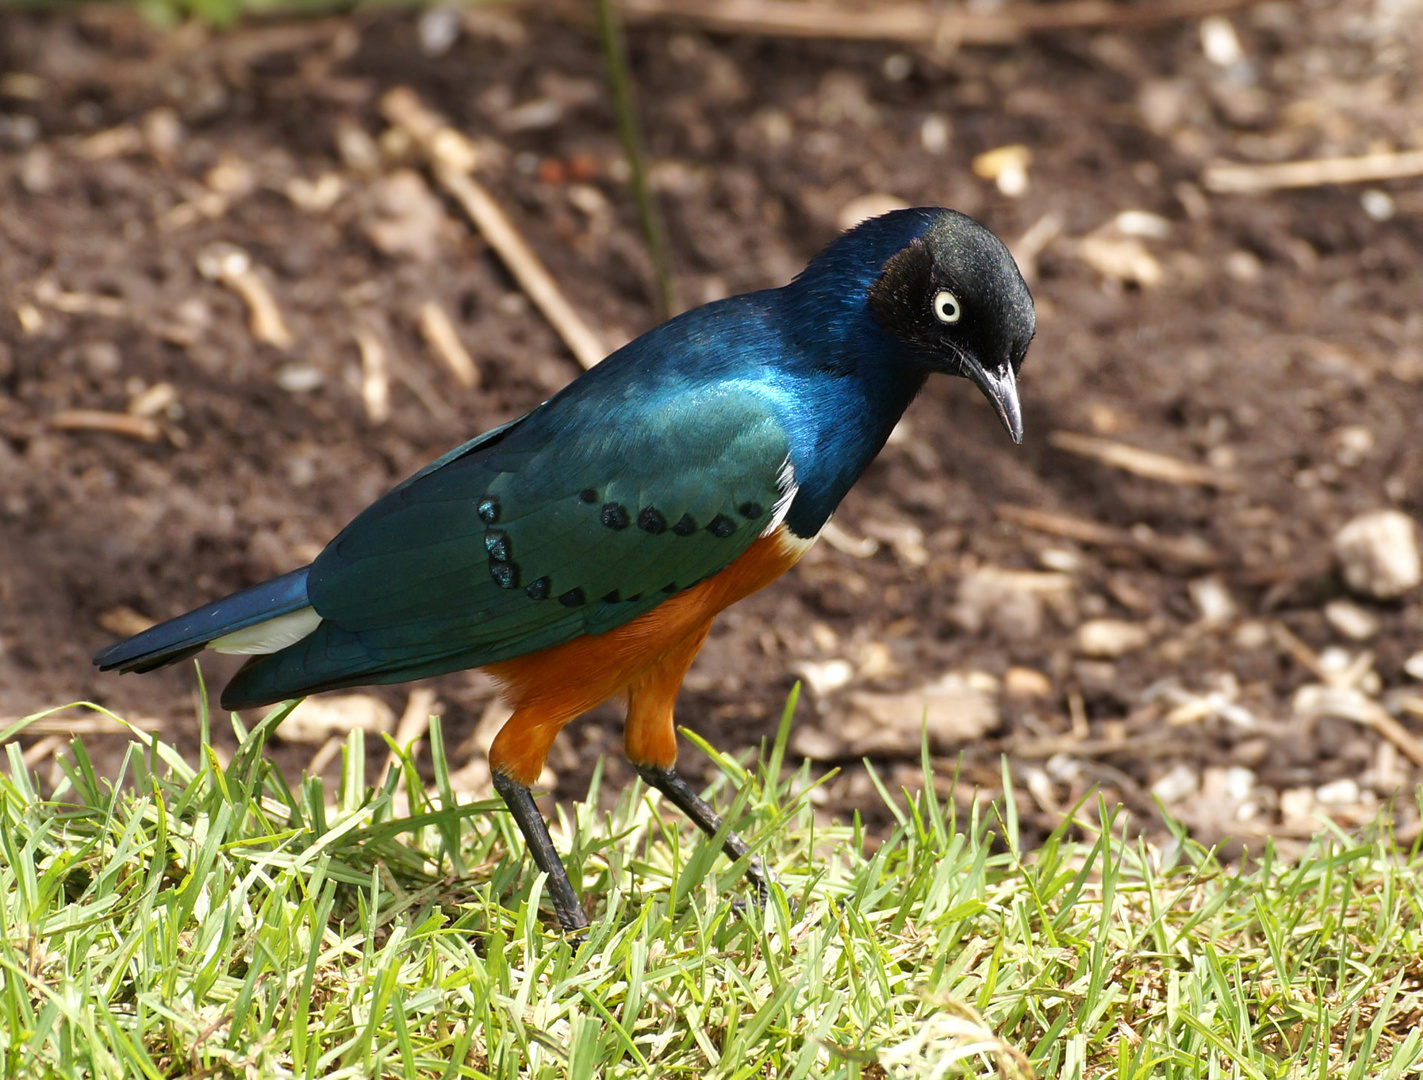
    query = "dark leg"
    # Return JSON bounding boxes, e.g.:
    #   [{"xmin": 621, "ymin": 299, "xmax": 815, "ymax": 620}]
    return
[
  {"xmin": 635, "ymin": 763, "xmax": 771, "ymax": 907},
  {"xmin": 491, "ymin": 770, "xmax": 590, "ymax": 933}
]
